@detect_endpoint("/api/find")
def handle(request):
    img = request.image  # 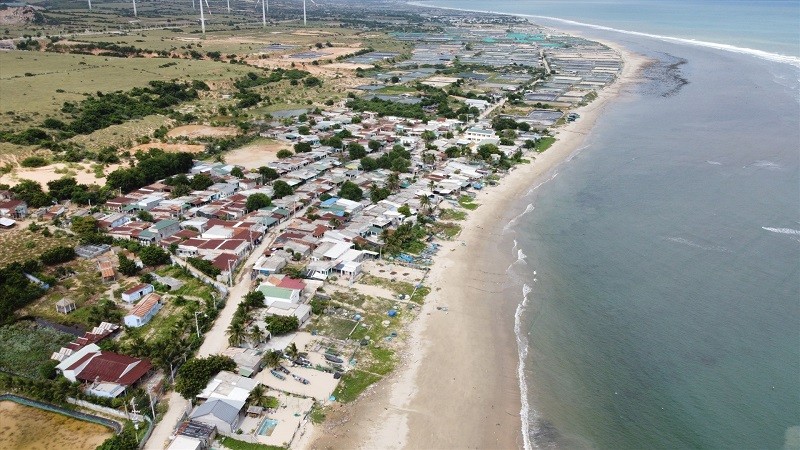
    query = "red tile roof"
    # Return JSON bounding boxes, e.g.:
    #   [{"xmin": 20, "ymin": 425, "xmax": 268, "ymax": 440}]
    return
[
  {"xmin": 128, "ymin": 294, "xmax": 161, "ymax": 318},
  {"xmin": 69, "ymin": 351, "xmax": 151, "ymax": 386},
  {"xmin": 277, "ymin": 277, "xmax": 306, "ymax": 291}
]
